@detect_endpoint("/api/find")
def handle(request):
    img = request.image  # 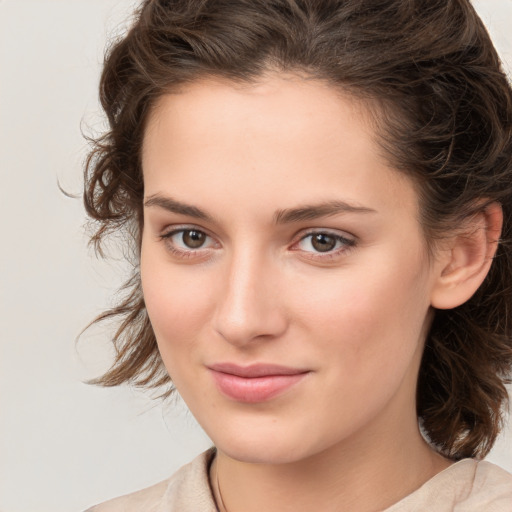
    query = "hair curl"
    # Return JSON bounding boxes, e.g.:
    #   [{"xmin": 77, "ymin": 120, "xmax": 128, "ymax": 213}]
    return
[{"xmin": 83, "ymin": 0, "xmax": 512, "ymax": 459}]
